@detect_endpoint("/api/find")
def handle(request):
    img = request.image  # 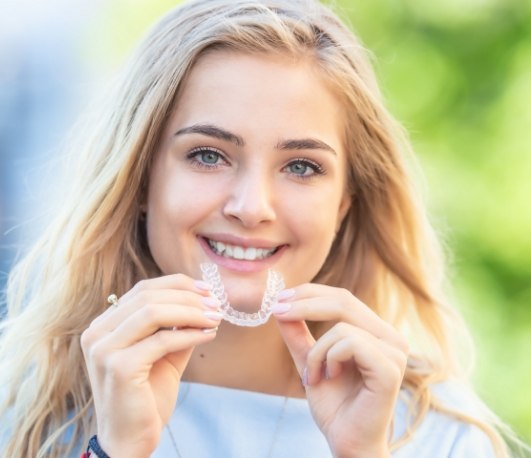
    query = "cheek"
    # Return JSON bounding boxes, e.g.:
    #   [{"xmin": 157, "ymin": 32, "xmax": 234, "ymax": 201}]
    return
[
  {"xmin": 284, "ymin": 187, "xmax": 343, "ymax": 239},
  {"xmin": 282, "ymin": 187, "xmax": 344, "ymax": 273},
  {"xmin": 147, "ymin": 168, "xmax": 223, "ymax": 223},
  {"xmin": 145, "ymin": 169, "xmax": 210, "ymax": 256}
]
